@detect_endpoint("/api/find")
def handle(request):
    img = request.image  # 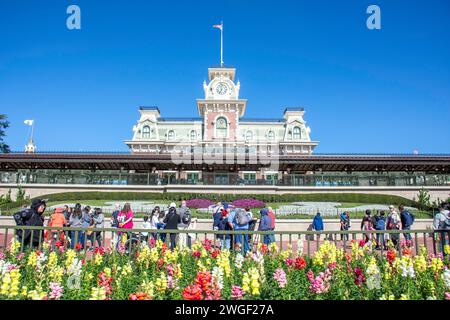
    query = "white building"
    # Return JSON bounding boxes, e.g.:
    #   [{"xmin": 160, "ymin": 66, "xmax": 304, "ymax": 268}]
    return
[{"xmin": 125, "ymin": 66, "xmax": 319, "ymax": 156}]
